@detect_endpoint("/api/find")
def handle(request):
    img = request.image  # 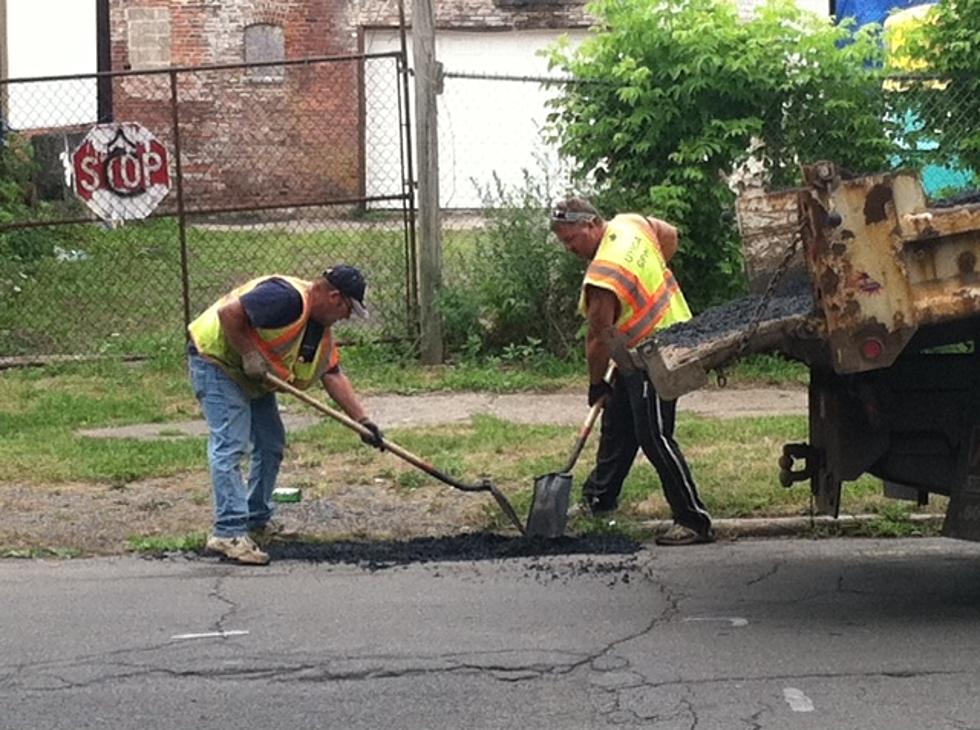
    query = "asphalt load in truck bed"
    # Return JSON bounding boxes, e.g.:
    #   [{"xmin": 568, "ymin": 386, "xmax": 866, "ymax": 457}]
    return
[{"xmin": 657, "ymin": 291, "xmax": 814, "ymax": 350}]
